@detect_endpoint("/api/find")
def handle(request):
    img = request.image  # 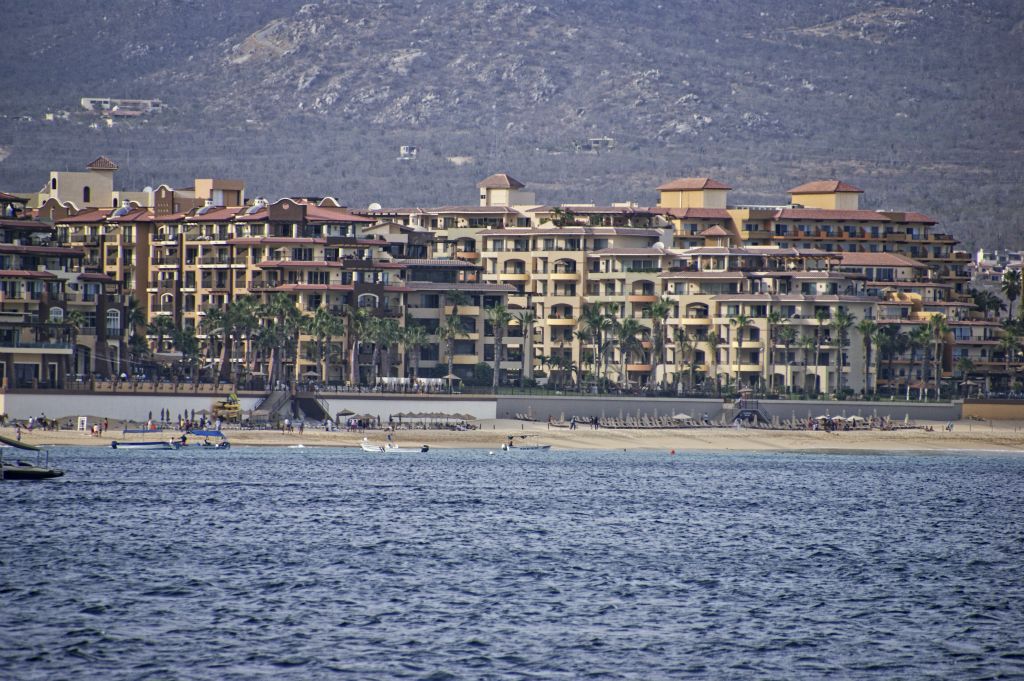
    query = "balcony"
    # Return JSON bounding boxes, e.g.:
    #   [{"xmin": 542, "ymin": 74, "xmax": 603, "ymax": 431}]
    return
[
  {"xmin": 501, "ymin": 272, "xmax": 529, "ymax": 282},
  {"xmin": 0, "ymin": 339, "xmax": 72, "ymax": 354},
  {"xmin": 627, "ymin": 294, "xmax": 658, "ymax": 303},
  {"xmin": 444, "ymin": 304, "xmax": 481, "ymax": 315},
  {"xmin": 549, "ymin": 271, "xmax": 580, "ymax": 281},
  {"xmin": 546, "ymin": 317, "xmax": 575, "ymax": 326},
  {"xmin": 198, "ymin": 255, "xmax": 232, "ymax": 266},
  {"xmin": 626, "ymin": 363, "xmax": 653, "ymax": 373},
  {"xmin": 452, "ymin": 354, "xmax": 479, "ymax": 365},
  {"xmin": 454, "ymin": 251, "xmax": 480, "ymax": 261}
]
